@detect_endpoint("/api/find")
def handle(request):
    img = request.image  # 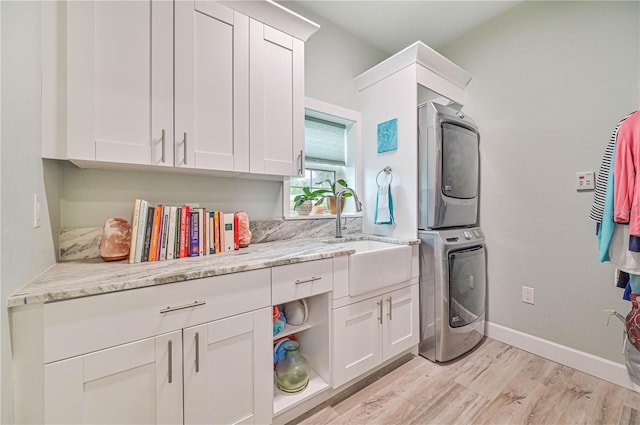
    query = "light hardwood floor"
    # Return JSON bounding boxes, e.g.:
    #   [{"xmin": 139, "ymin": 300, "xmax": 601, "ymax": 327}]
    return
[{"xmin": 290, "ymin": 338, "xmax": 640, "ymax": 425}]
